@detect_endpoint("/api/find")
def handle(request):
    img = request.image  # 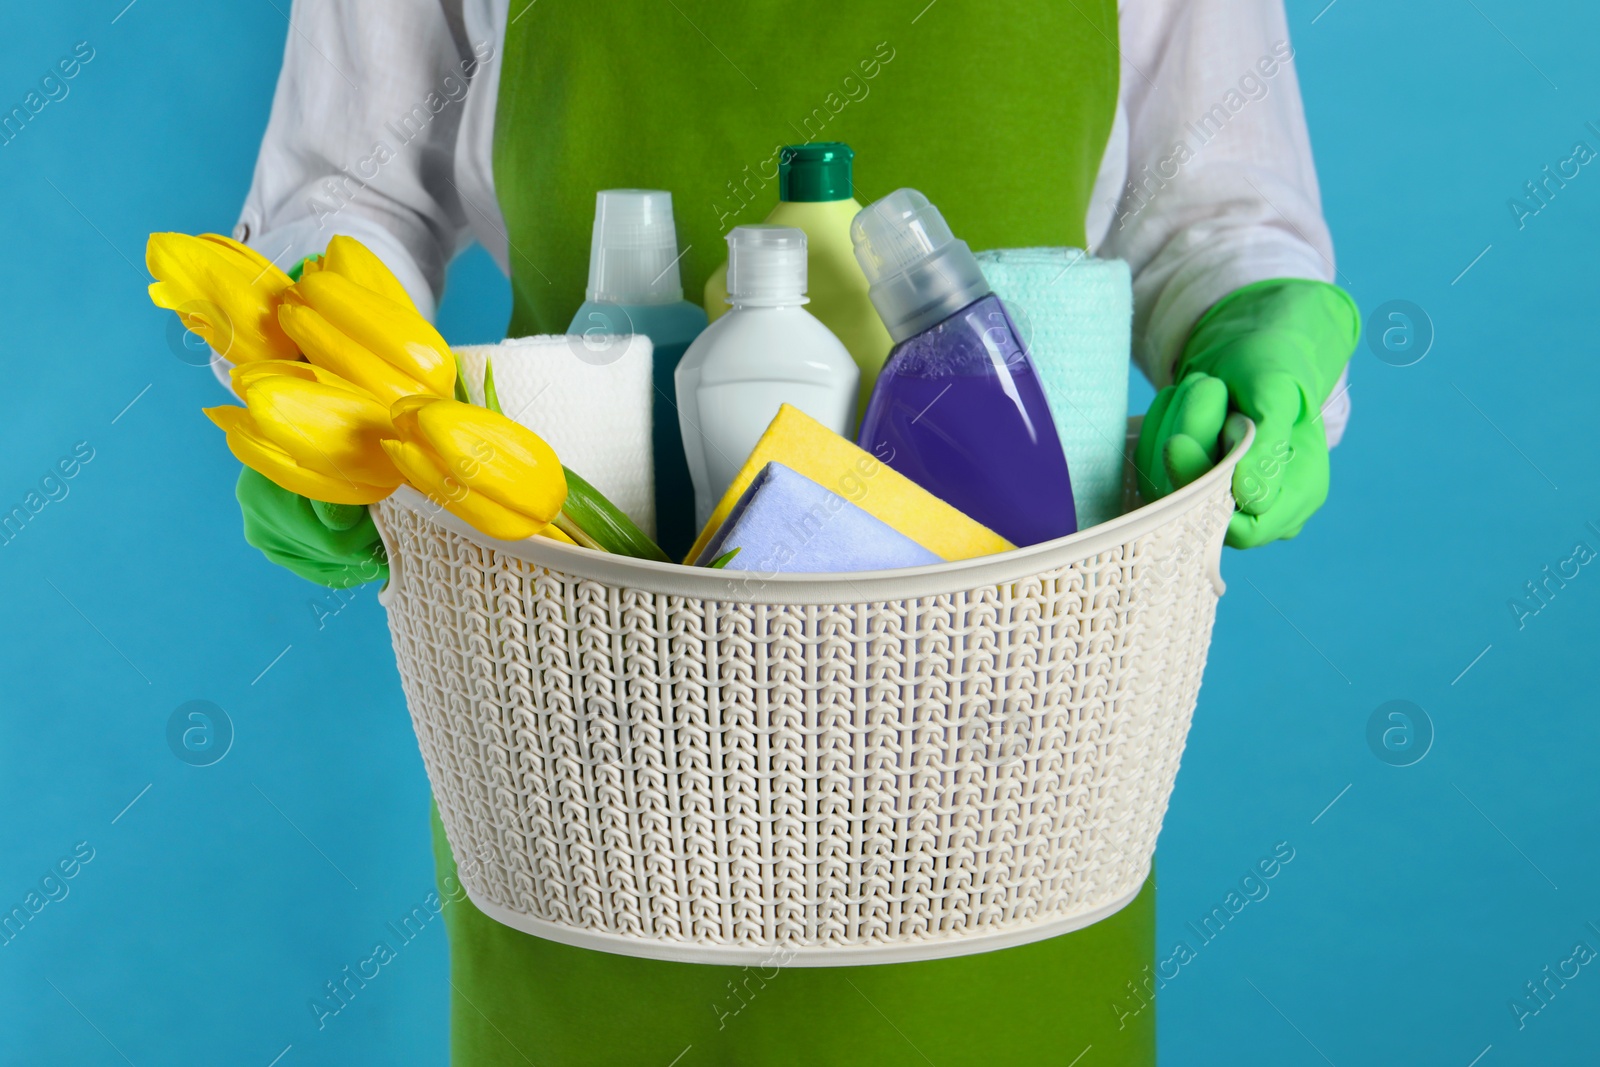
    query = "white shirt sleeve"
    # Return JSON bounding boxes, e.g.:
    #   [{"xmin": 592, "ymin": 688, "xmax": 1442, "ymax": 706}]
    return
[
  {"xmin": 1092, "ymin": 0, "xmax": 1350, "ymax": 443},
  {"xmin": 231, "ymin": 1, "xmax": 1351, "ymax": 441},
  {"xmin": 232, "ymin": 0, "xmax": 505, "ymax": 321}
]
